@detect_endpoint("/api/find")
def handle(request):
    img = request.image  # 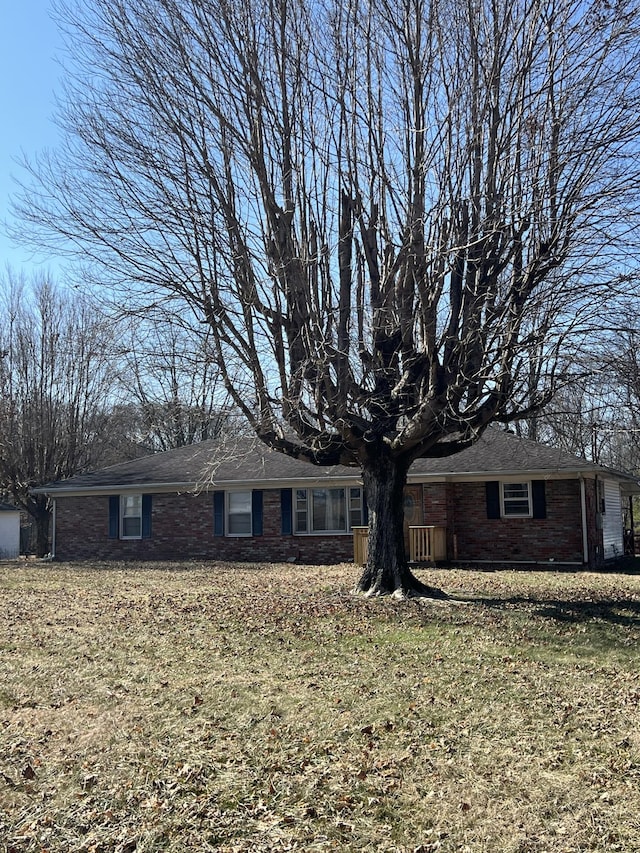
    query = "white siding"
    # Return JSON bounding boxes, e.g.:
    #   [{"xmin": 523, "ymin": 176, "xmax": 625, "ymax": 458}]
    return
[
  {"xmin": 0, "ymin": 511, "xmax": 20, "ymax": 559},
  {"xmin": 602, "ymin": 480, "xmax": 624, "ymax": 560}
]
